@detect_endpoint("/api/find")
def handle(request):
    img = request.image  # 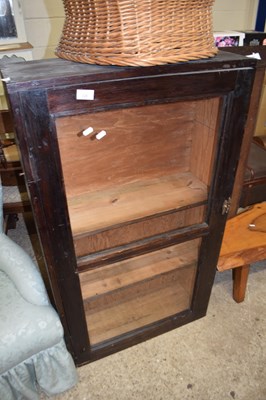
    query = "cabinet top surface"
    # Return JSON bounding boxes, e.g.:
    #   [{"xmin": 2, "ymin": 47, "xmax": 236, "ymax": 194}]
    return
[{"xmin": 0, "ymin": 51, "xmax": 256, "ymax": 92}]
